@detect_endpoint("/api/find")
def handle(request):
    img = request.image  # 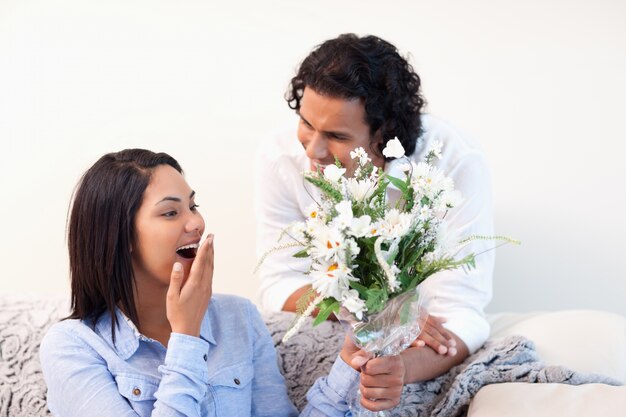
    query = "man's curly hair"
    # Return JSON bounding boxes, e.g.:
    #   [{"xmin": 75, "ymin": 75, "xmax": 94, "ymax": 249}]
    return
[{"xmin": 286, "ymin": 33, "xmax": 426, "ymax": 158}]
